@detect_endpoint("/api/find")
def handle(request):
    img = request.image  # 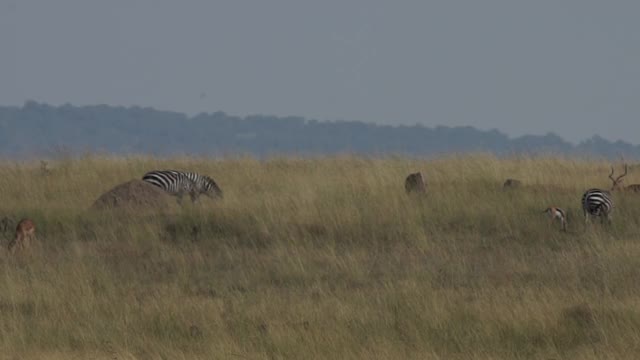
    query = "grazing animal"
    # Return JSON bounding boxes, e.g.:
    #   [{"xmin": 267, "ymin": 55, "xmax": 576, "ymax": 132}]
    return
[
  {"xmin": 405, "ymin": 172, "xmax": 426, "ymax": 194},
  {"xmin": 608, "ymin": 163, "xmax": 640, "ymax": 192},
  {"xmin": 543, "ymin": 207, "xmax": 567, "ymax": 232},
  {"xmin": 40, "ymin": 161, "xmax": 52, "ymax": 176},
  {"xmin": 503, "ymin": 178, "xmax": 522, "ymax": 189},
  {"xmin": 8, "ymin": 219, "xmax": 36, "ymax": 253},
  {"xmin": 582, "ymin": 188, "xmax": 613, "ymax": 224},
  {"xmin": 625, "ymin": 184, "xmax": 640, "ymax": 192},
  {"xmin": 142, "ymin": 170, "xmax": 223, "ymax": 203}
]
